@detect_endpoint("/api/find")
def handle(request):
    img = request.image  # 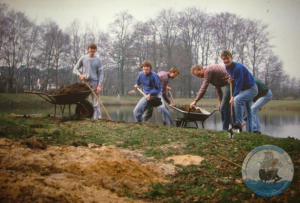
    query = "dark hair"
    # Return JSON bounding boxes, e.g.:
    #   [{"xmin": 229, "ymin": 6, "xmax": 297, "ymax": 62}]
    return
[
  {"xmin": 88, "ymin": 43, "xmax": 97, "ymax": 49},
  {"xmin": 169, "ymin": 66, "xmax": 180, "ymax": 74},
  {"xmin": 142, "ymin": 60, "xmax": 152, "ymax": 69},
  {"xmin": 221, "ymin": 50, "xmax": 232, "ymax": 58}
]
